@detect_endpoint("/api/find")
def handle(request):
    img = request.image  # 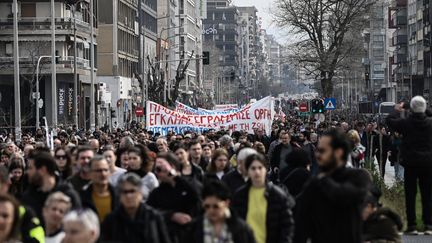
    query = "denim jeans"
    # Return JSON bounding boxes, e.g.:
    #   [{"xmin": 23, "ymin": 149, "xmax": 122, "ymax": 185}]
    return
[{"xmin": 394, "ymin": 162, "xmax": 404, "ymax": 181}]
